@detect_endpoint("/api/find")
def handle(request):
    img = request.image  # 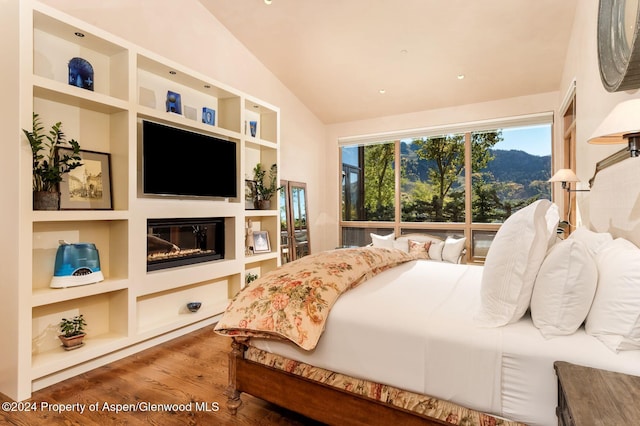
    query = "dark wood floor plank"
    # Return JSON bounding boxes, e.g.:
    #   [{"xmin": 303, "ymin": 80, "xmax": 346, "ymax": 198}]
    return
[{"xmin": 0, "ymin": 327, "xmax": 317, "ymax": 425}]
